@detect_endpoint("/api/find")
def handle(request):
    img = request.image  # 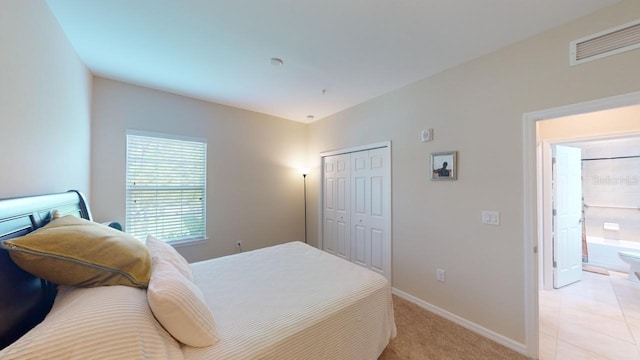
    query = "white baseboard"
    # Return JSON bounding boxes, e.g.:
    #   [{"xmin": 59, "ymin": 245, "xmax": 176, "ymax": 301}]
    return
[{"xmin": 391, "ymin": 287, "xmax": 529, "ymax": 356}]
